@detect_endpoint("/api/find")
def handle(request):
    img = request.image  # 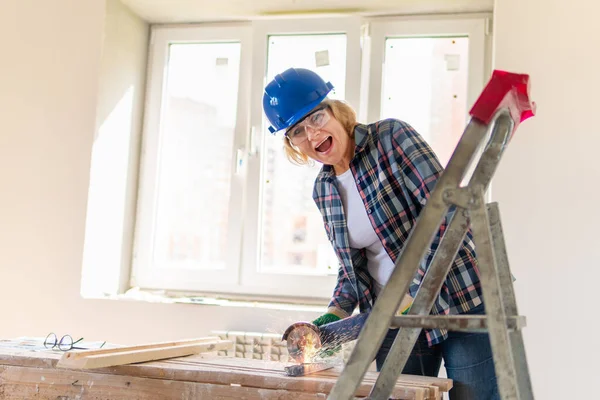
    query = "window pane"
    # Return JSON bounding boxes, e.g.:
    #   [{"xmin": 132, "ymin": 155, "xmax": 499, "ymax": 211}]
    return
[
  {"xmin": 261, "ymin": 34, "xmax": 345, "ymax": 275},
  {"xmin": 381, "ymin": 37, "xmax": 469, "ymax": 167},
  {"xmin": 152, "ymin": 42, "xmax": 240, "ymax": 269}
]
